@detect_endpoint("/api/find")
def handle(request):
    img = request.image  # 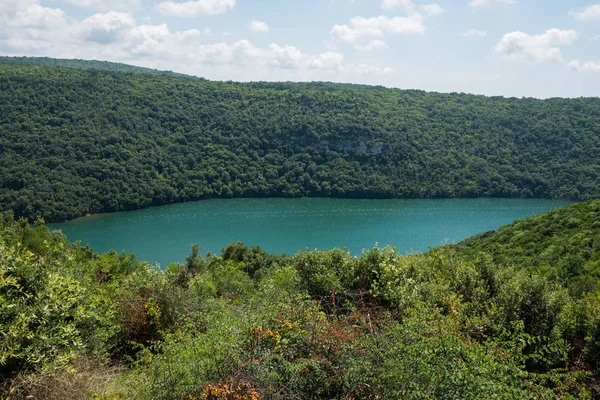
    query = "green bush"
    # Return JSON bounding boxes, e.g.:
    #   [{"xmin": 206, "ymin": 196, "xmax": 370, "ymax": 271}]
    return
[{"xmin": 2, "ymin": 202, "xmax": 600, "ymax": 398}]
